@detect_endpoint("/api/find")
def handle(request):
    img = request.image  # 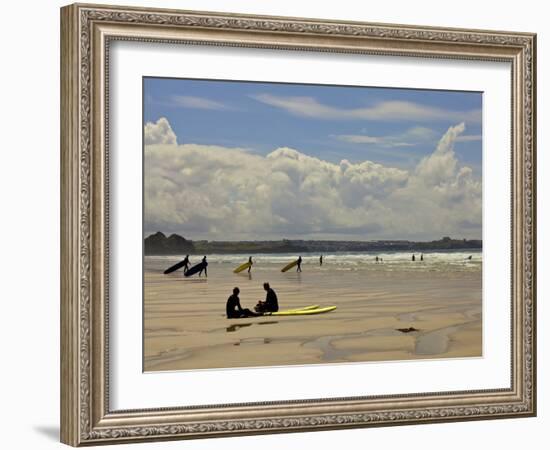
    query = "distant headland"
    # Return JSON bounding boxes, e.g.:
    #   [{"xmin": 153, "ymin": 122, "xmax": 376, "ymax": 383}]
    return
[{"xmin": 144, "ymin": 232, "xmax": 482, "ymax": 255}]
